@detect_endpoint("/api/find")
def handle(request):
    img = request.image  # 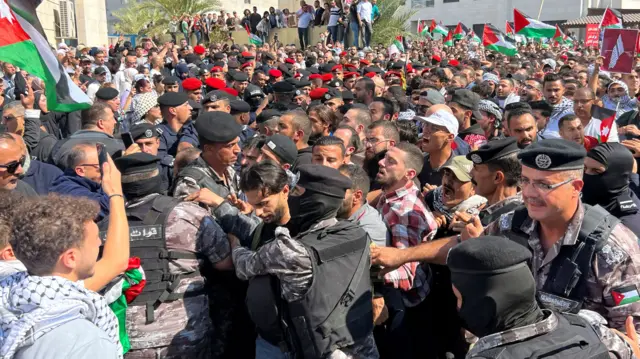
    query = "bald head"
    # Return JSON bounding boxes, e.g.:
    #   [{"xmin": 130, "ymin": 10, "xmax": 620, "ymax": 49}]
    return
[{"xmin": 426, "ymin": 104, "xmax": 453, "ymax": 116}]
